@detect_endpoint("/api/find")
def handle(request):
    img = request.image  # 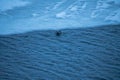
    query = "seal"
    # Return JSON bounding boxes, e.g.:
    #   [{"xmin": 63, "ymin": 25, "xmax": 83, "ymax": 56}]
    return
[{"xmin": 56, "ymin": 31, "xmax": 62, "ymax": 36}]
